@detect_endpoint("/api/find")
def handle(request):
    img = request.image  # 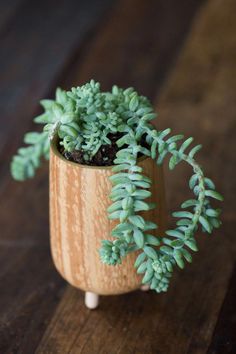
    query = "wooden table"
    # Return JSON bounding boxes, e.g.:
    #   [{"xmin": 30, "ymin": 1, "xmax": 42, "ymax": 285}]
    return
[{"xmin": 0, "ymin": 0, "xmax": 235, "ymax": 353}]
